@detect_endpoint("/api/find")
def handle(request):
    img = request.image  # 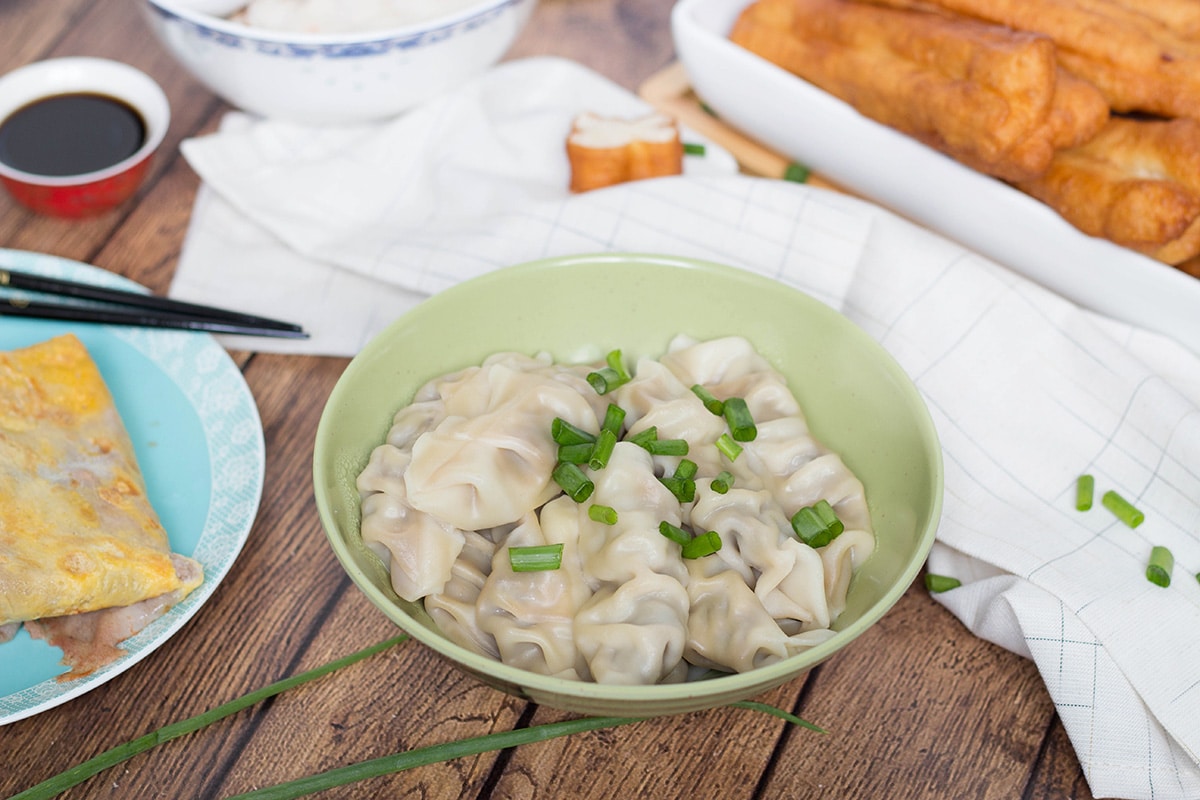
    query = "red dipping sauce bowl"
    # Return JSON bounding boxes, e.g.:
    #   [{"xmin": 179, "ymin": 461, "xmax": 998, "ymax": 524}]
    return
[{"xmin": 0, "ymin": 57, "xmax": 170, "ymax": 218}]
